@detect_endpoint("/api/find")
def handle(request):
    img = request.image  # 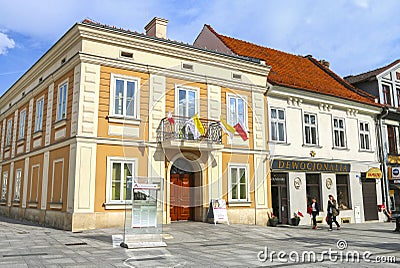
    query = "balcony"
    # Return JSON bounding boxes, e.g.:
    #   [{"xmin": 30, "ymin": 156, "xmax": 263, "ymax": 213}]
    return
[{"xmin": 156, "ymin": 116, "xmax": 223, "ymax": 150}]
